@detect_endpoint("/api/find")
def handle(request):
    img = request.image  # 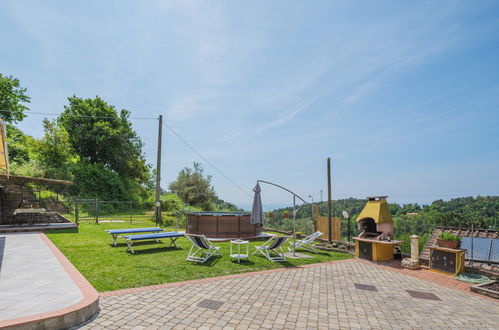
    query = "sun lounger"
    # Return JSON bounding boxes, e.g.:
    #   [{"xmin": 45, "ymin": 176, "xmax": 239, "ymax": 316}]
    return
[
  {"xmin": 106, "ymin": 227, "xmax": 164, "ymax": 246},
  {"xmin": 124, "ymin": 231, "xmax": 185, "ymax": 254},
  {"xmin": 185, "ymin": 234, "xmax": 222, "ymax": 263},
  {"xmin": 253, "ymin": 236, "xmax": 290, "ymax": 262},
  {"xmin": 288, "ymin": 231, "xmax": 323, "ymax": 253}
]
